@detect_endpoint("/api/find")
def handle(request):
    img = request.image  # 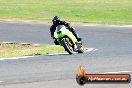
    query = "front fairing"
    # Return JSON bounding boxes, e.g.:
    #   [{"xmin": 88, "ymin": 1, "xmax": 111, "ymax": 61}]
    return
[
  {"xmin": 54, "ymin": 25, "xmax": 65, "ymax": 38},
  {"xmin": 54, "ymin": 25, "xmax": 77, "ymax": 44}
]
